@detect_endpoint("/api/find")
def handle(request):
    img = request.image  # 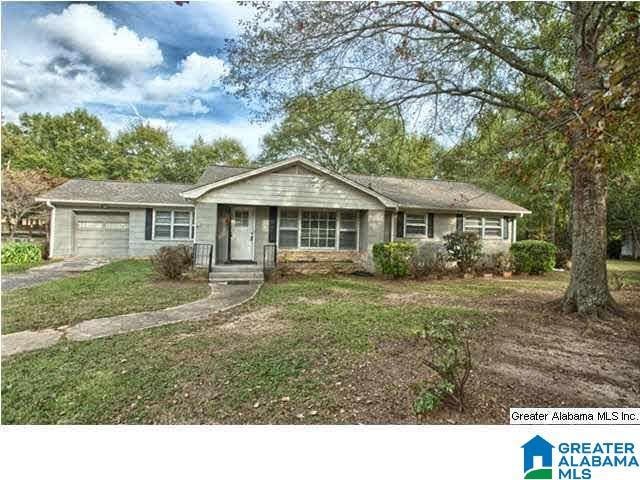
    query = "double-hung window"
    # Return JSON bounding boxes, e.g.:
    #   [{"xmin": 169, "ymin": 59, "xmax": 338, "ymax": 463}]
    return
[
  {"xmin": 405, "ymin": 214, "xmax": 427, "ymax": 236},
  {"xmin": 463, "ymin": 215, "xmax": 502, "ymax": 239},
  {"xmin": 278, "ymin": 209, "xmax": 299, "ymax": 247},
  {"xmin": 154, "ymin": 210, "xmax": 193, "ymax": 240},
  {"xmin": 338, "ymin": 211, "xmax": 358, "ymax": 250}
]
